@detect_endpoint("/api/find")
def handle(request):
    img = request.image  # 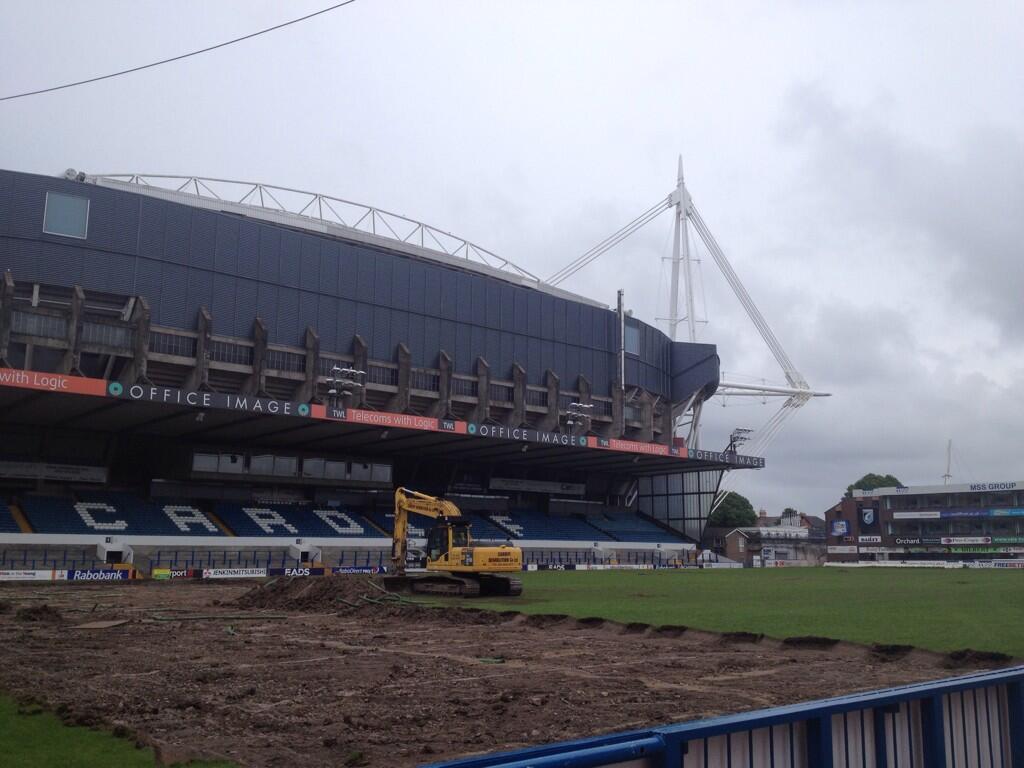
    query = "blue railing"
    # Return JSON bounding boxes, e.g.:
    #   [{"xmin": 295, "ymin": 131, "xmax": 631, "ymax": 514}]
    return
[{"xmin": 427, "ymin": 665, "xmax": 1024, "ymax": 767}]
